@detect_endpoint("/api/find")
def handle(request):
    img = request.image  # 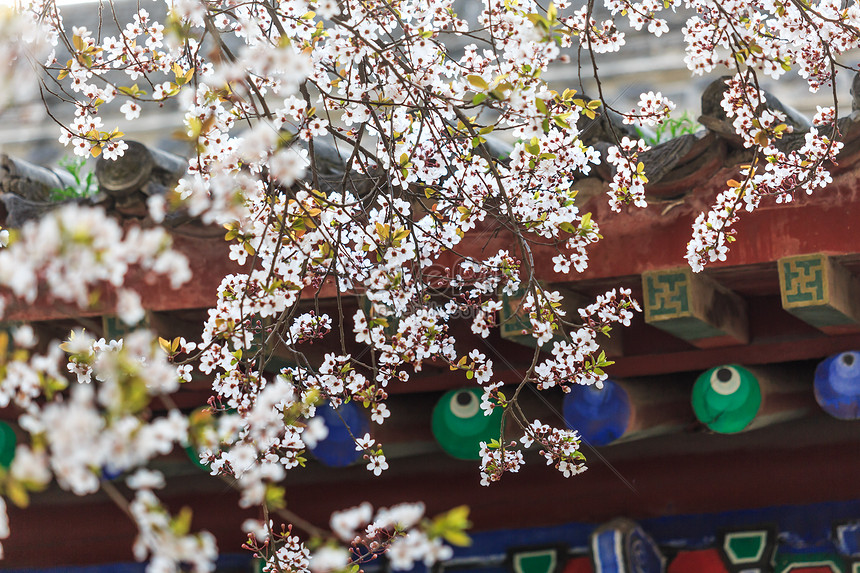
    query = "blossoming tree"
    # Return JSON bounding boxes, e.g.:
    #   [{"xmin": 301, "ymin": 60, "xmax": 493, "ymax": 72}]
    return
[{"xmin": 0, "ymin": 0, "xmax": 855, "ymax": 569}]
